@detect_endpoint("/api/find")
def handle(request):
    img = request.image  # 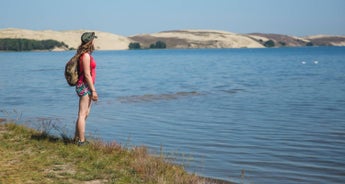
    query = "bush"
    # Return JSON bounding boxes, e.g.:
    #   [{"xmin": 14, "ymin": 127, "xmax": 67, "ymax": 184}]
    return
[
  {"xmin": 150, "ymin": 40, "xmax": 166, "ymax": 49},
  {"xmin": 128, "ymin": 42, "xmax": 141, "ymax": 49},
  {"xmin": 0, "ymin": 38, "xmax": 68, "ymax": 51},
  {"xmin": 306, "ymin": 42, "xmax": 314, "ymax": 46},
  {"xmin": 263, "ymin": 40, "xmax": 275, "ymax": 47}
]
